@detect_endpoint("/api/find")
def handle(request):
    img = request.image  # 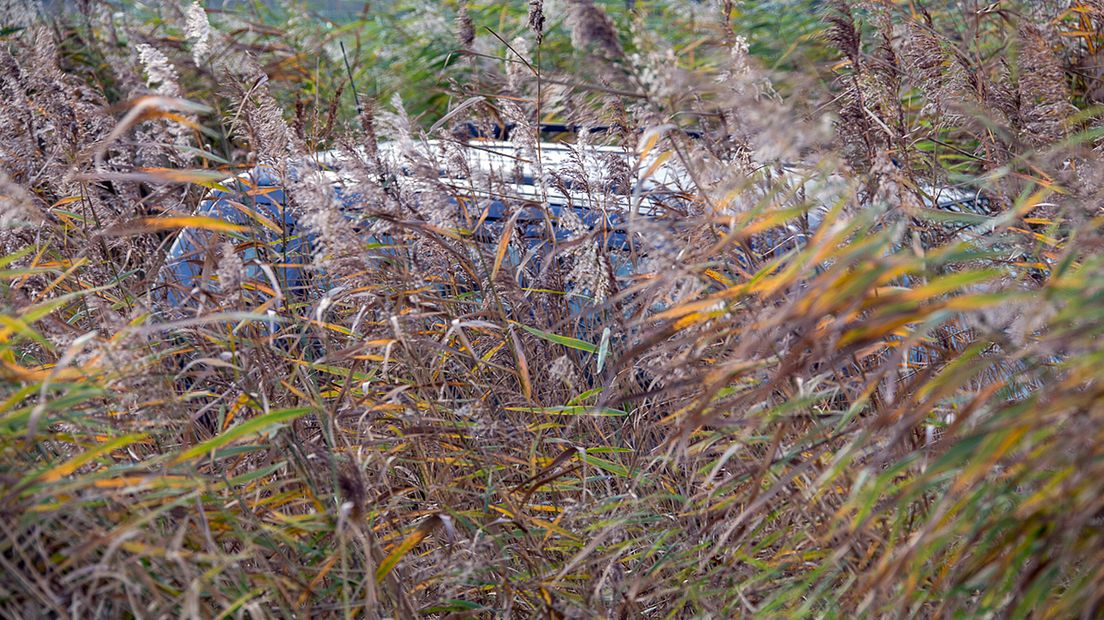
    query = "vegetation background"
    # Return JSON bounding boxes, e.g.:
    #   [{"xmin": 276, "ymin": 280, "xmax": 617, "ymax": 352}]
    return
[{"xmin": 2, "ymin": 0, "xmax": 1103, "ymax": 617}]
